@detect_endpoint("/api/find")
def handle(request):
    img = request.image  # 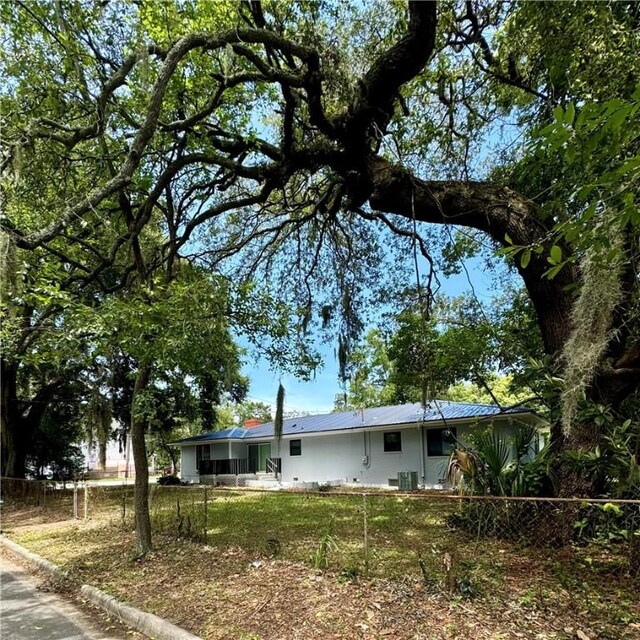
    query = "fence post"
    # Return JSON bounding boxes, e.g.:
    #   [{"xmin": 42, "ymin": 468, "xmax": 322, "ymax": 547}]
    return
[
  {"xmin": 121, "ymin": 481, "xmax": 126, "ymax": 526},
  {"xmin": 73, "ymin": 481, "xmax": 78, "ymax": 519},
  {"xmin": 84, "ymin": 482, "xmax": 89, "ymax": 521},
  {"xmin": 363, "ymin": 492, "xmax": 369, "ymax": 577},
  {"xmin": 204, "ymin": 486, "xmax": 208, "ymax": 544}
]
